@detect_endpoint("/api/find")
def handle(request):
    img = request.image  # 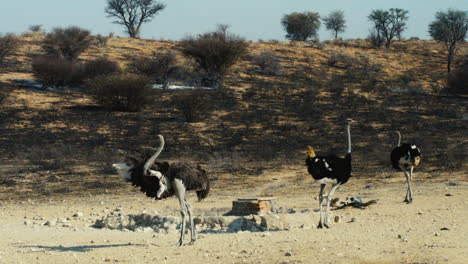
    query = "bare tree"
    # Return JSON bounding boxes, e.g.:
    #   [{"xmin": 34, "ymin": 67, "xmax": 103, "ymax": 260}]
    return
[
  {"xmin": 323, "ymin": 10, "xmax": 346, "ymax": 39},
  {"xmin": 368, "ymin": 8, "xmax": 409, "ymax": 48},
  {"xmin": 281, "ymin": 12, "xmax": 321, "ymax": 41},
  {"xmin": 105, "ymin": 0, "xmax": 166, "ymax": 38},
  {"xmin": 429, "ymin": 9, "xmax": 468, "ymax": 72}
]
